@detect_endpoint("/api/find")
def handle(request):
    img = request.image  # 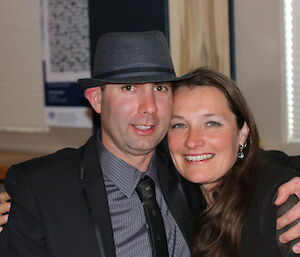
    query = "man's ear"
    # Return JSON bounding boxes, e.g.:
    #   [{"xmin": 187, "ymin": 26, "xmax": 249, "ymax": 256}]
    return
[{"xmin": 84, "ymin": 87, "xmax": 102, "ymax": 113}]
